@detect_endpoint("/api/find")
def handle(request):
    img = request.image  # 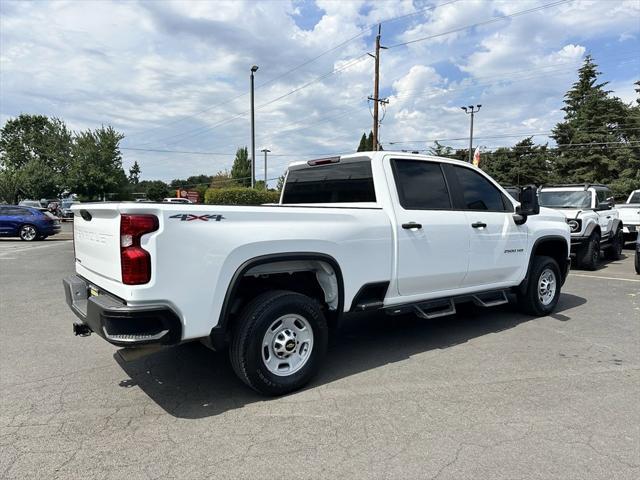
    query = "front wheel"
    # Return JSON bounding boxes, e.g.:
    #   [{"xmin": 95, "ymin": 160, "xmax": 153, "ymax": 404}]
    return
[
  {"xmin": 577, "ymin": 232, "xmax": 600, "ymax": 270},
  {"xmin": 604, "ymin": 228, "xmax": 623, "ymax": 260},
  {"xmin": 229, "ymin": 290, "xmax": 328, "ymax": 396},
  {"xmin": 517, "ymin": 256, "xmax": 561, "ymax": 316},
  {"xmin": 19, "ymin": 224, "xmax": 38, "ymax": 241}
]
